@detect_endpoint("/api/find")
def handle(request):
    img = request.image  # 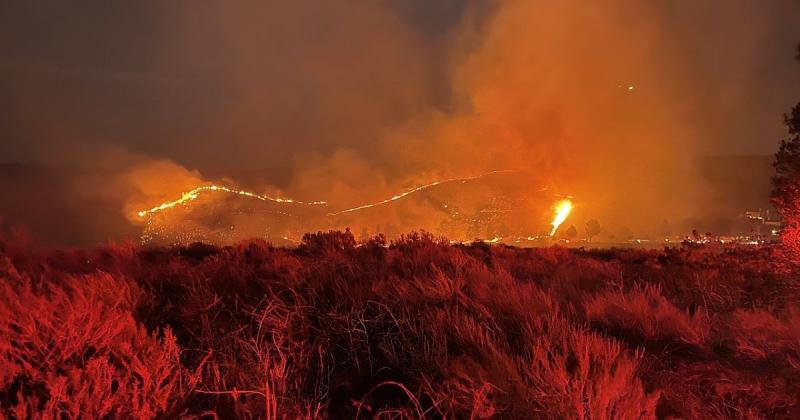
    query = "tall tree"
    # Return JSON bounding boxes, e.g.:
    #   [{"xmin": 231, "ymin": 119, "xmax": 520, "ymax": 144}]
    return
[
  {"xmin": 585, "ymin": 219, "xmax": 602, "ymax": 242},
  {"xmin": 562, "ymin": 225, "xmax": 578, "ymax": 240},
  {"xmin": 771, "ymin": 43, "xmax": 800, "ymax": 257}
]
